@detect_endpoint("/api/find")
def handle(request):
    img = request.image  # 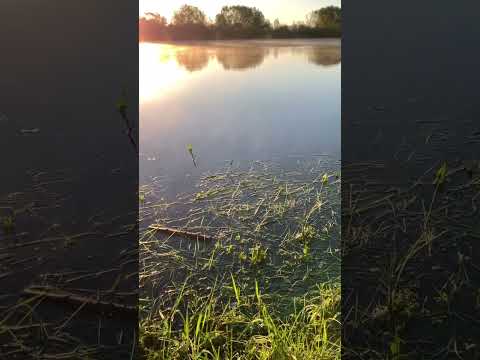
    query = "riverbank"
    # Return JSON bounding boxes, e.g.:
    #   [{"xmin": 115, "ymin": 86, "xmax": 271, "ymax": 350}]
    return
[
  {"xmin": 140, "ymin": 38, "xmax": 341, "ymax": 47},
  {"xmin": 140, "ymin": 33, "xmax": 342, "ymax": 43},
  {"xmin": 140, "ymin": 23, "xmax": 340, "ymax": 43}
]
